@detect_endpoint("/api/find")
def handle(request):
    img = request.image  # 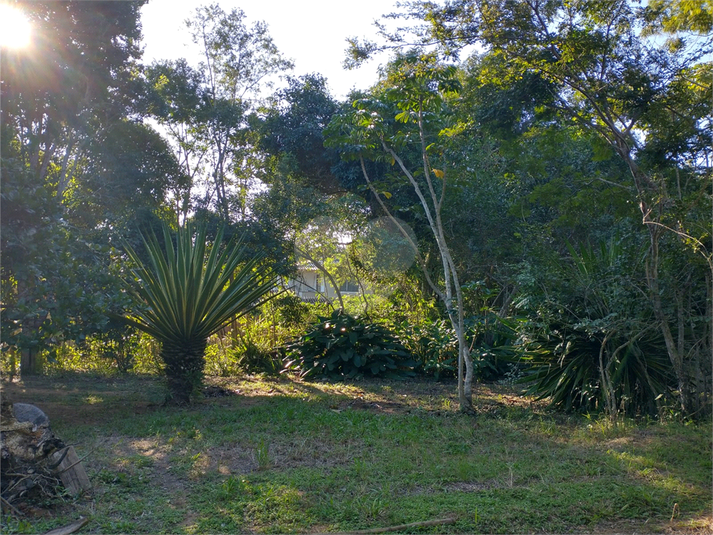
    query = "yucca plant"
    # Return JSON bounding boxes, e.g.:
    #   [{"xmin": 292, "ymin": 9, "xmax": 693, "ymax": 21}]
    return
[{"xmin": 121, "ymin": 223, "xmax": 277, "ymax": 404}]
